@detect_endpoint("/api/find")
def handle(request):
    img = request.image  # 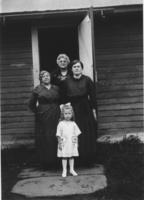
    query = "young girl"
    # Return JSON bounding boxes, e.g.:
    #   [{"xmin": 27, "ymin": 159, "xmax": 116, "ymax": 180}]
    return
[{"xmin": 56, "ymin": 104, "xmax": 81, "ymax": 177}]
